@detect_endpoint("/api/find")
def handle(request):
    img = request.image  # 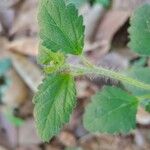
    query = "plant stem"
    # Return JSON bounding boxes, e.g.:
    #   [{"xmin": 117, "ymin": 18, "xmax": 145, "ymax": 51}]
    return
[
  {"xmin": 70, "ymin": 65, "xmax": 150, "ymax": 91},
  {"xmin": 80, "ymin": 55, "xmax": 94, "ymax": 68},
  {"xmin": 137, "ymin": 94, "xmax": 150, "ymax": 100}
]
